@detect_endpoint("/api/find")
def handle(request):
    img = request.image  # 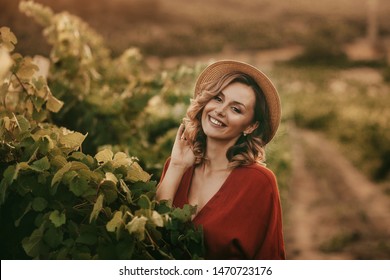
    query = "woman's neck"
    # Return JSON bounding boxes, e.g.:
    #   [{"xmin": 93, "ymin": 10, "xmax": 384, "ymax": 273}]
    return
[{"xmin": 203, "ymin": 138, "xmax": 235, "ymax": 172}]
